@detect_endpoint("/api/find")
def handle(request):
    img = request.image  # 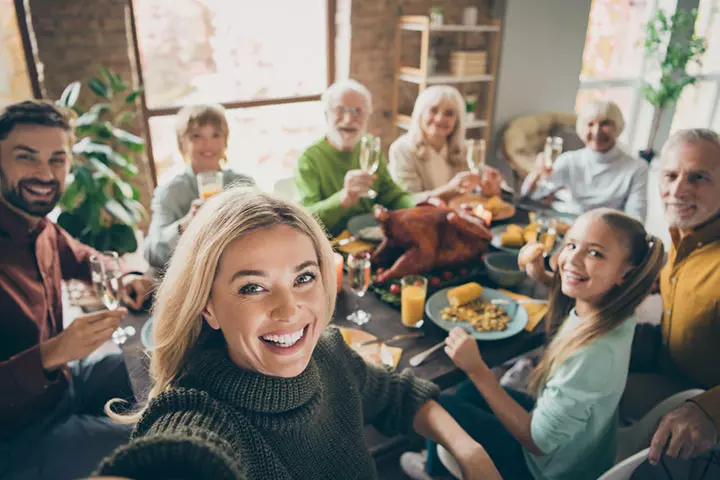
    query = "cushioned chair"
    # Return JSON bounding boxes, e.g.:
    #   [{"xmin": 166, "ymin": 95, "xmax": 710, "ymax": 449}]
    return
[
  {"xmin": 598, "ymin": 448, "xmax": 650, "ymax": 480},
  {"xmin": 436, "ymin": 389, "xmax": 707, "ymax": 479},
  {"xmin": 499, "ymin": 111, "xmax": 583, "ymax": 187}
]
